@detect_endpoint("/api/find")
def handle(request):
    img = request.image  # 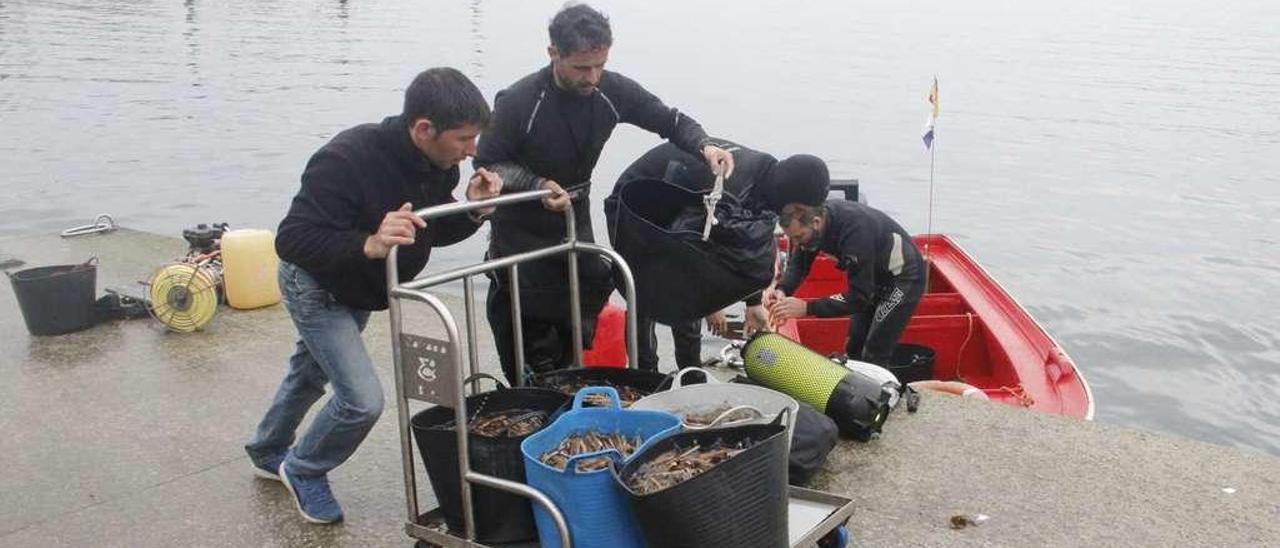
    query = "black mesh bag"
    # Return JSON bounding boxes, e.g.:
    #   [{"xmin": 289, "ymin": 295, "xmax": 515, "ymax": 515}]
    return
[{"xmin": 606, "ymin": 178, "xmax": 776, "ymax": 324}]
